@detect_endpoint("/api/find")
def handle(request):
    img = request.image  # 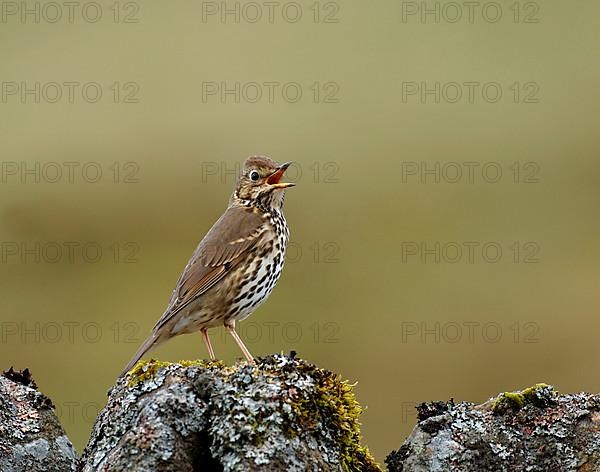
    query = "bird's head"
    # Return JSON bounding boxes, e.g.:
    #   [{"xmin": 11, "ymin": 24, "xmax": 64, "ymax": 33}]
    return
[{"xmin": 232, "ymin": 156, "xmax": 295, "ymax": 210}]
